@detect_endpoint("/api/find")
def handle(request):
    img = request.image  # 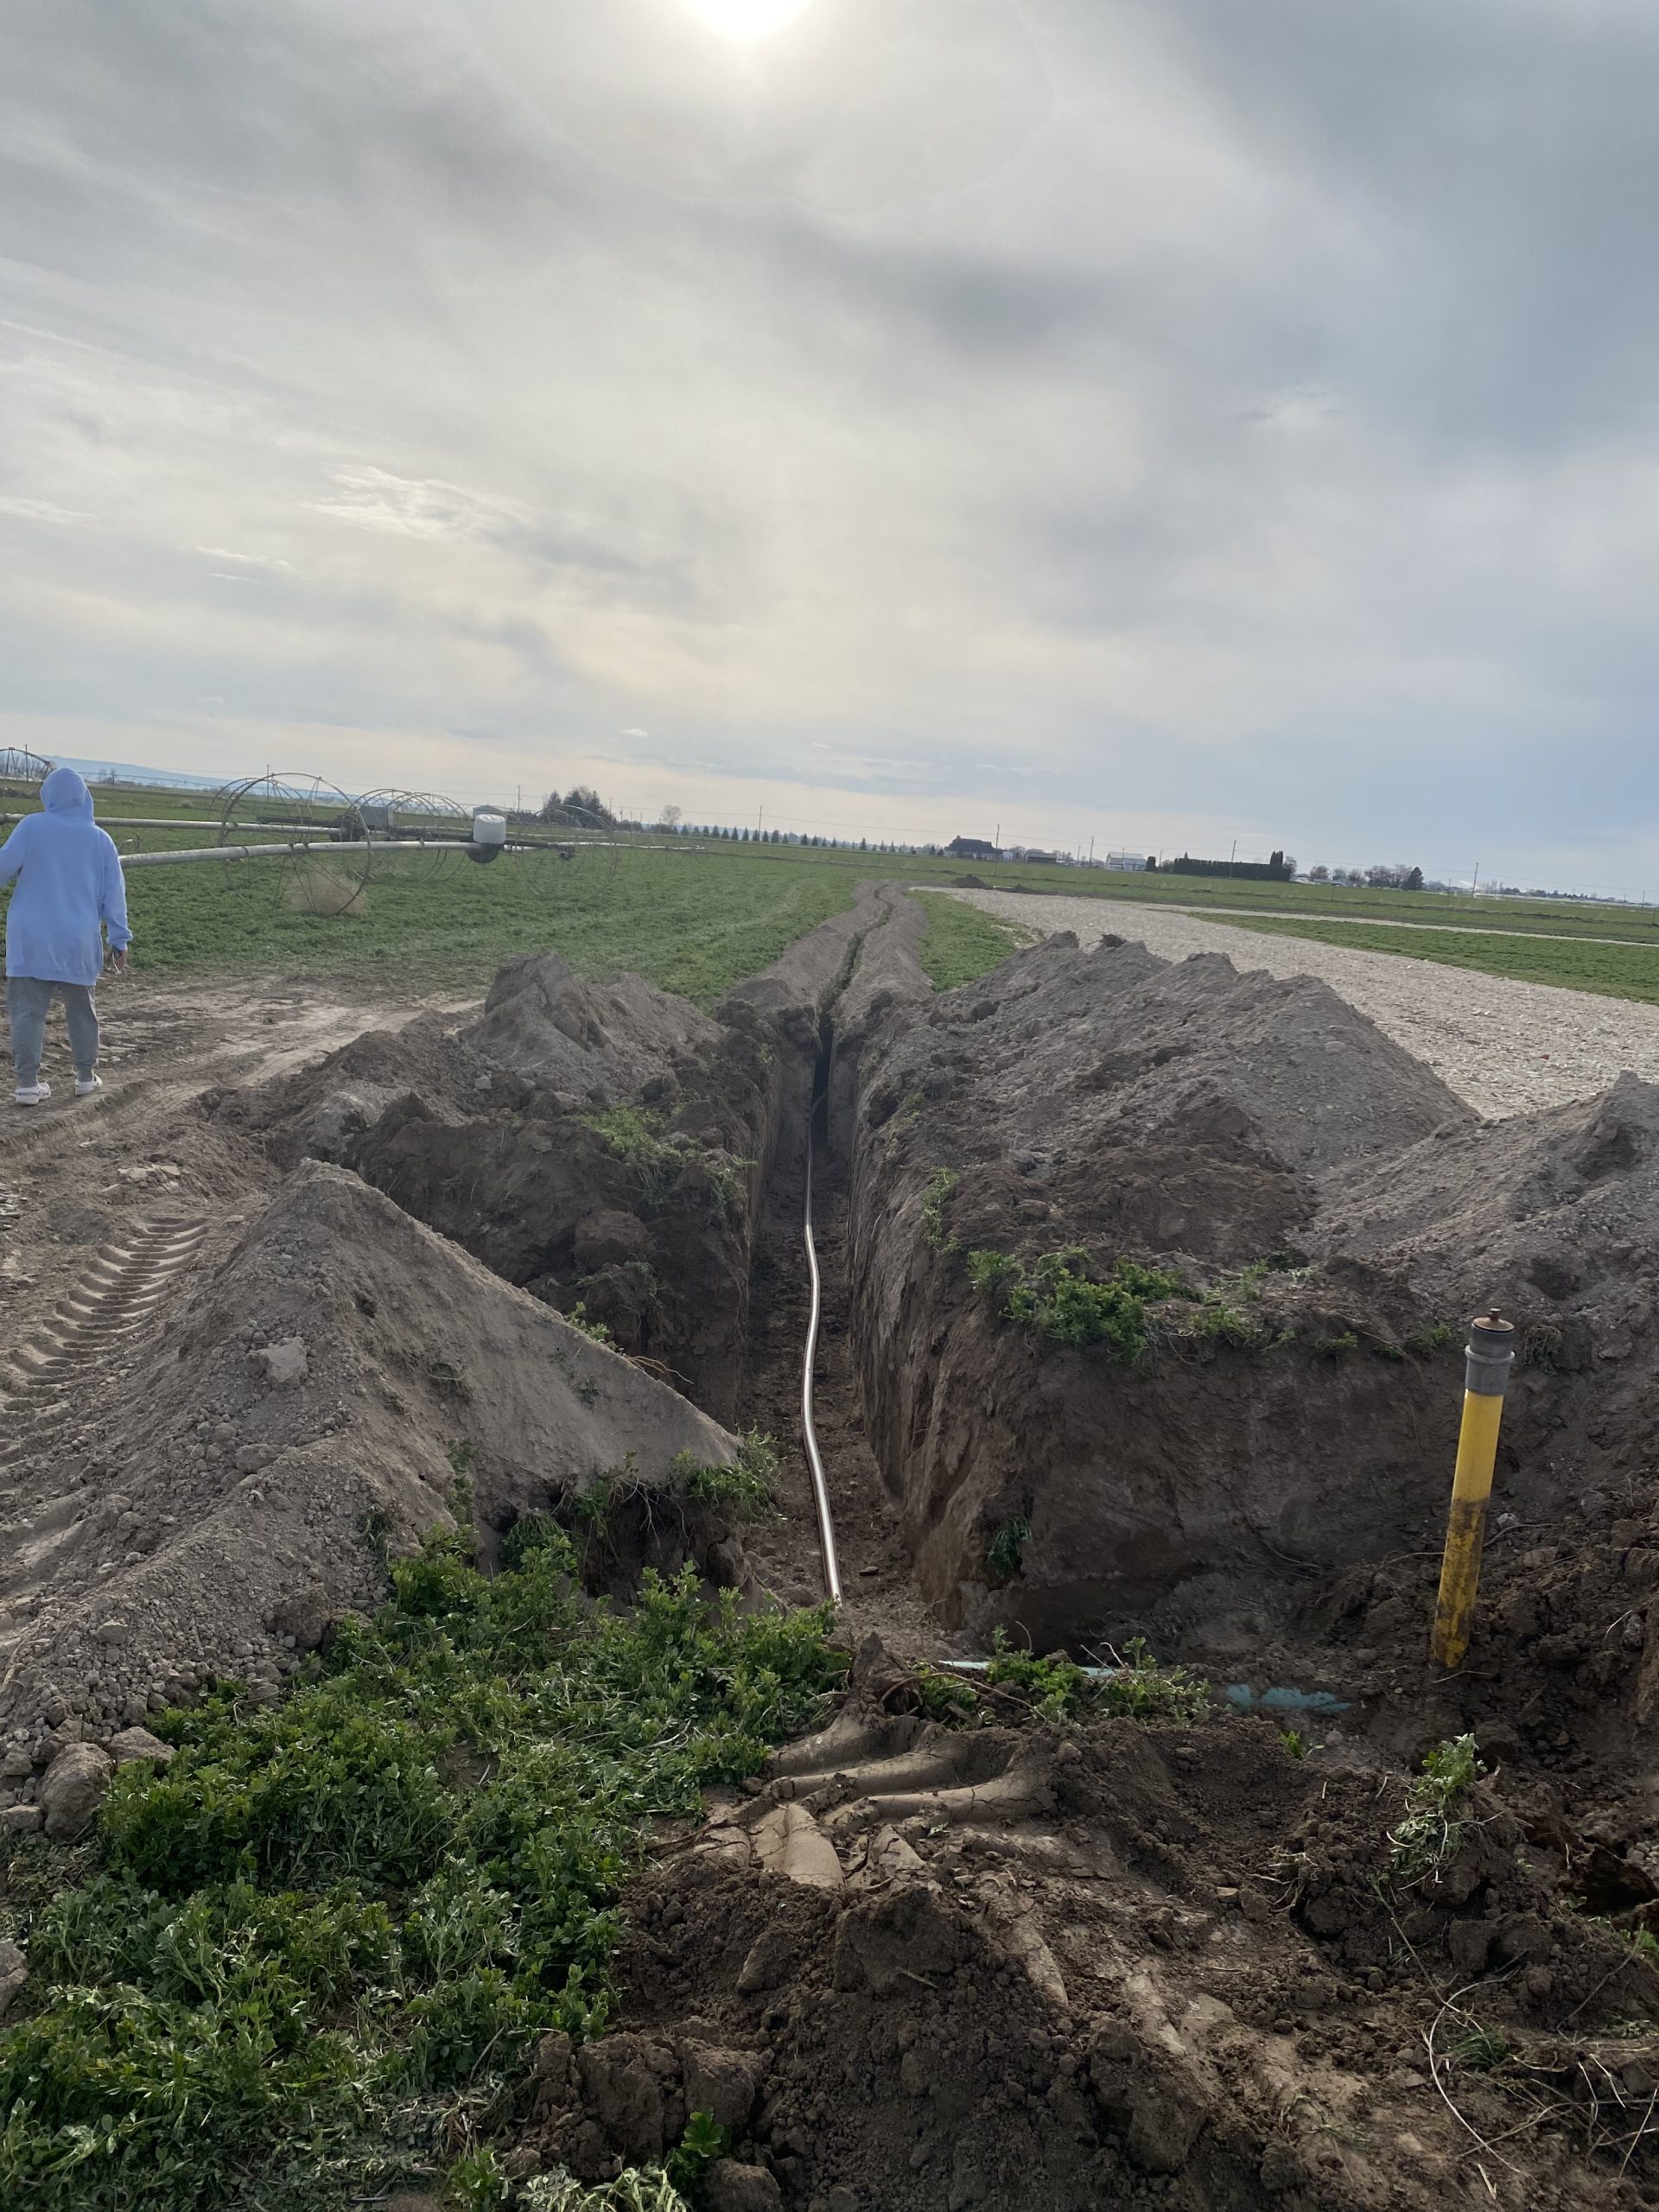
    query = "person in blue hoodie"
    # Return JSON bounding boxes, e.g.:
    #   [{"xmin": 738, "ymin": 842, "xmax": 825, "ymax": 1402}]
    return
[{"xmin": 0, "ymin": 766, "xmax": 132, "ymax": 1107}]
